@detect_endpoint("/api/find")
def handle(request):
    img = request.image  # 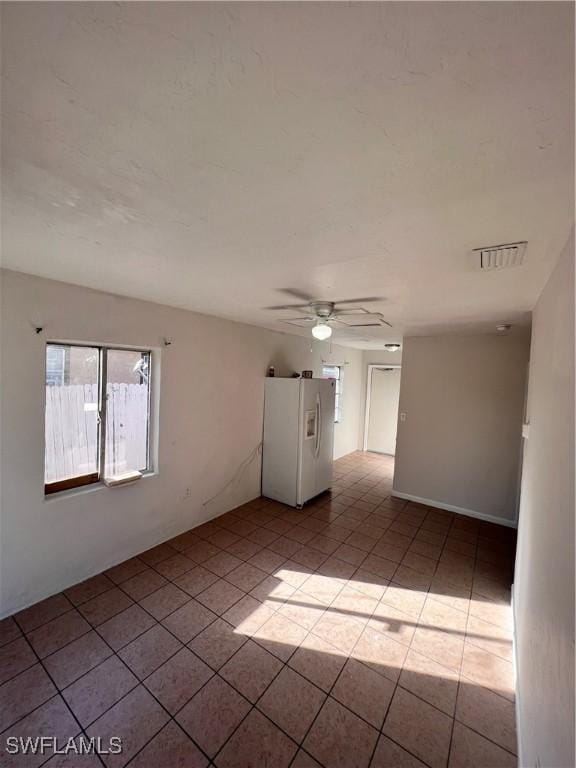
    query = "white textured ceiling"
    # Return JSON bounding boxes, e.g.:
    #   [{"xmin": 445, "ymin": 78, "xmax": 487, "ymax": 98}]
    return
[{"xmin": 1, "ymin": 2, "xmax": 574, "ymax": 348}]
